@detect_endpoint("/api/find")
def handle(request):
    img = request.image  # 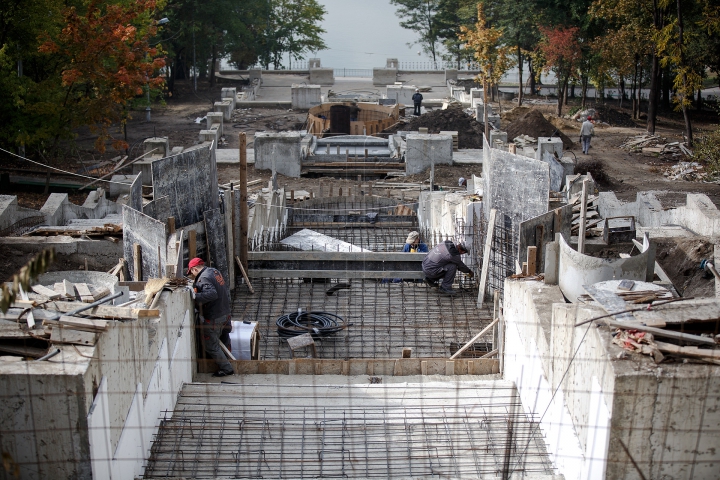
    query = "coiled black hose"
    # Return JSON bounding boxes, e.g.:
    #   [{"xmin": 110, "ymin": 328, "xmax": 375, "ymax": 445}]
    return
[{"xmin": 276, "ymin": 311, "xmax": 348, "ymax": 338}]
